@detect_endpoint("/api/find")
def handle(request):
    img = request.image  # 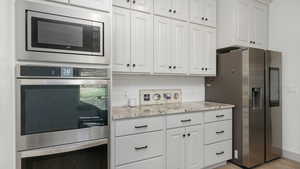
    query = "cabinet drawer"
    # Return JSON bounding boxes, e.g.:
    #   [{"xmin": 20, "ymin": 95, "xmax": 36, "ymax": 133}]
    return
[
  {"xmin": 166, "ymin": 112, "xmax": 203, "ymax": 129},
  {"xmin": 204, "ymin": 140, "xmax": 232, "ymax": 167},
  {"xmin": 204, "ymin": 120, "xmax": 232, "ymax": 144},
  {"xmin": 117, "ymin": 156, "xmax": 163, "ymax": 169},
  {"xmin": 204, "ymin": 109, "xmax": 232, "ymax": 123},
  {"xmin": 115, "ymin": 116, "xmax": 163, "ymax": 136},
  {"xmin": 116, "ymin": 131, "xmax": 163, "ymax": 165}
]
